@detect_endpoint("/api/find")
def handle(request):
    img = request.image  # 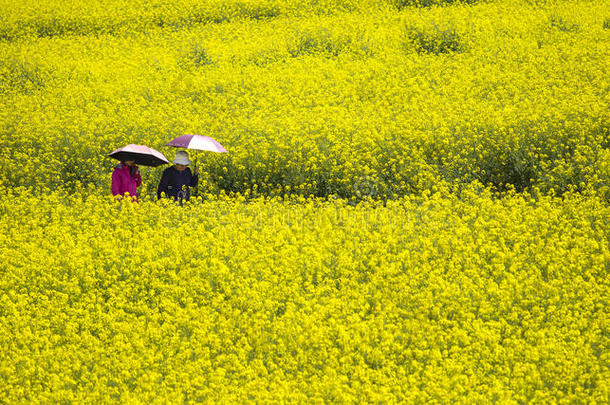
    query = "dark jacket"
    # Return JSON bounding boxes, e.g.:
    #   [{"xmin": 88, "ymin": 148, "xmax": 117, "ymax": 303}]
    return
[{"xmin": 157, "ymin": 166, "xmax": 199, "ymax": 201}]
